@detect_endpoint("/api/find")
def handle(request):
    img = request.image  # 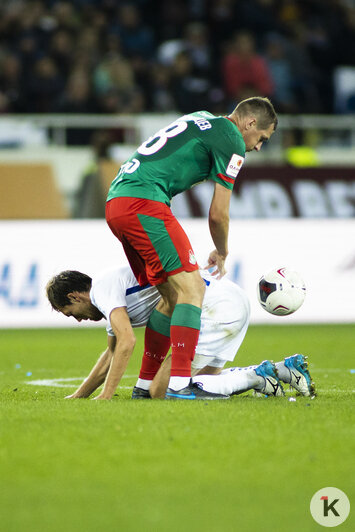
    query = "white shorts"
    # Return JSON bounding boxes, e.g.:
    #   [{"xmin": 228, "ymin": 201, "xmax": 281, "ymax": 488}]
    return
[{"xmin": 192, "ymin": 272, "xmax": 250, "ymax": 370}]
